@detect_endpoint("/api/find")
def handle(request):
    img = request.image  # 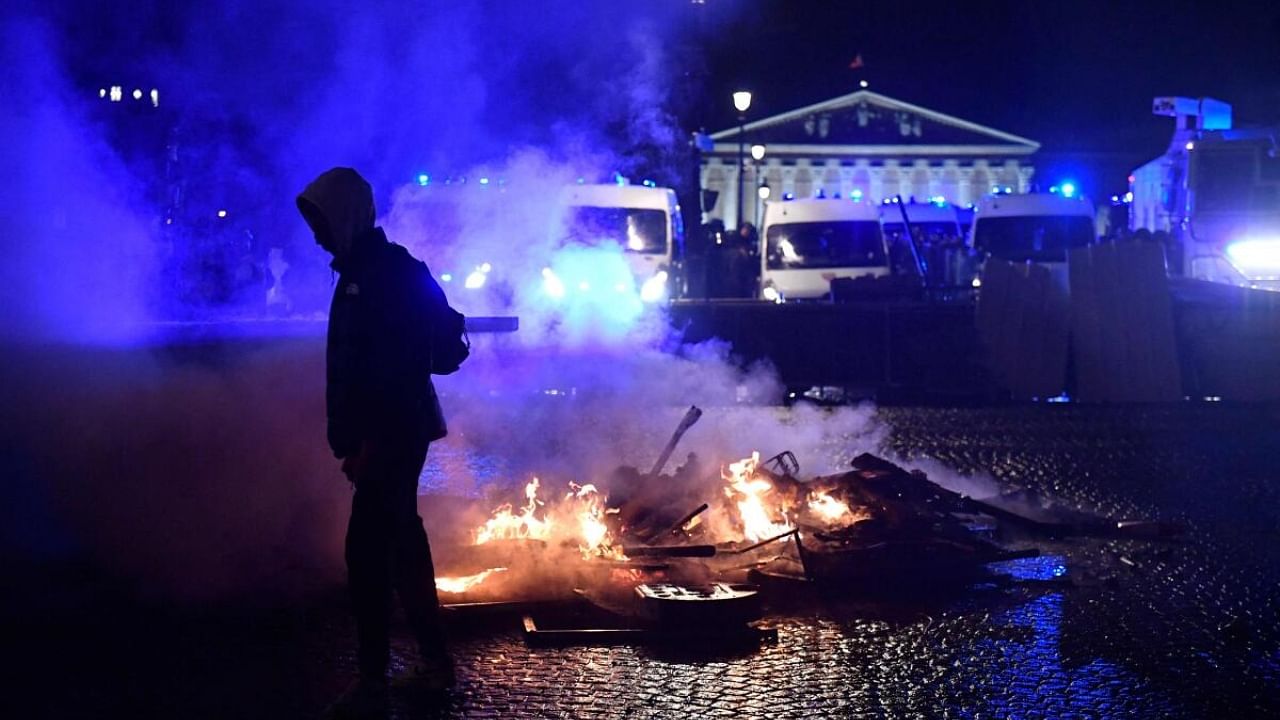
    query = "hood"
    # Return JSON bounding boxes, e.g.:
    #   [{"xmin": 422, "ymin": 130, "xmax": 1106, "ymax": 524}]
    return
[{"xmin": 296, "ymin": 167, "xmax": 376, "ymax": 251}]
